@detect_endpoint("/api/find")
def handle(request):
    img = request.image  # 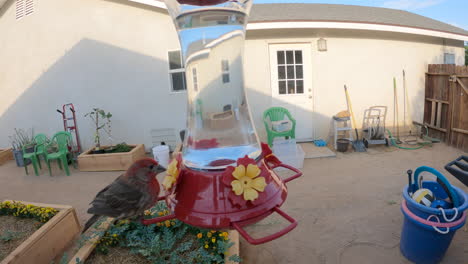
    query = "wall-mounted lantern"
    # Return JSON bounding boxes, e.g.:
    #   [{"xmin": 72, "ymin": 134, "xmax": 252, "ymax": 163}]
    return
[{"xmin": 317, "ymin": 38, "xmax": 327, "ymax": 52}]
